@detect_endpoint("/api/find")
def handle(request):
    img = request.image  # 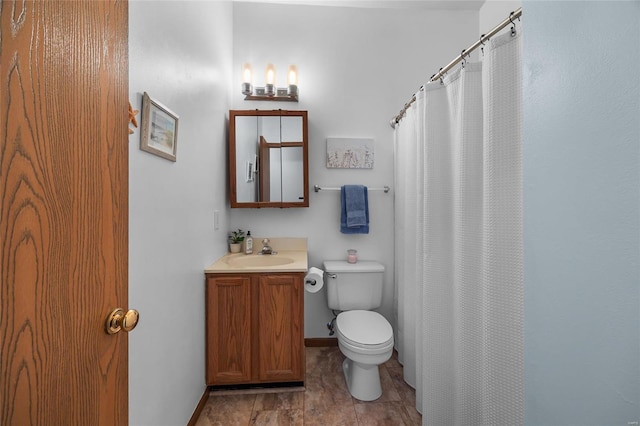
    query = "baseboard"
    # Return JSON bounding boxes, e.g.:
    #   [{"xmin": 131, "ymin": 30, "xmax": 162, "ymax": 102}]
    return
[
  {"xmin": 304, "ymin": 337, "xmax": 338, "ymax": 347},
  {"xmin": 187, "ymin": 387, "xmax": 210, "ymax": 426},
  {"xmin": 209, "ymin": 384, "xmax": 305, "ymax": 395}
]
